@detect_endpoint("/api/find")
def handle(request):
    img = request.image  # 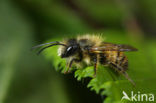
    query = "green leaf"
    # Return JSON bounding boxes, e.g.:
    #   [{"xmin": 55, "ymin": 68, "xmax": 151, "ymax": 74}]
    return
[{"xmin": 43, "ymin": 33, "xmax": 156, "ymax": 103}]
